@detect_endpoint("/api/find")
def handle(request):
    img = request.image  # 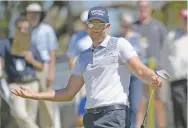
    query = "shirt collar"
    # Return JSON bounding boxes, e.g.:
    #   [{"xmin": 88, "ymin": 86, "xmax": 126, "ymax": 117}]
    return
[
  {"xmin": 91, "ymin": 35, "xmax": 110, "ymax": 50},
  {"xmin": 99, "ymin": 35, "xmax": 110, "ymax": 47}
]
